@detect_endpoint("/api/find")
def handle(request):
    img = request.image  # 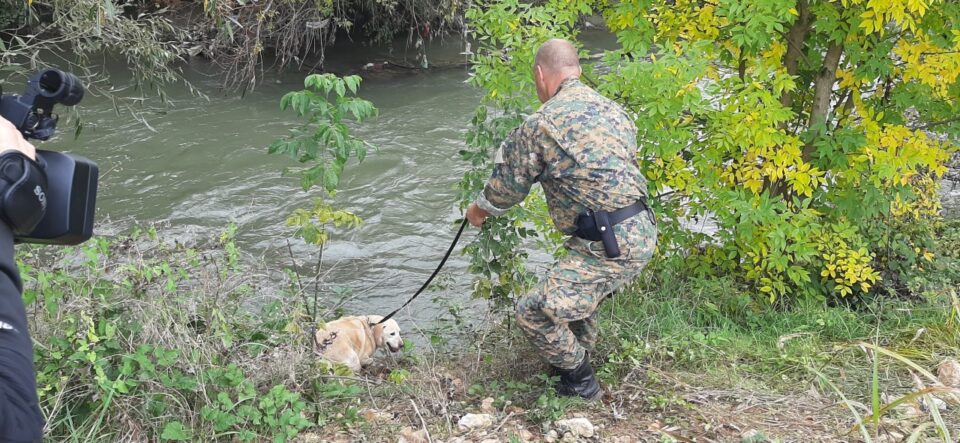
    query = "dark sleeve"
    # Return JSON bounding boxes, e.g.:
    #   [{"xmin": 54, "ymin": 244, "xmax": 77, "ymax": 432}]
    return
[{"xmin": 0, "ymin": 222, "xmax": 43, "ymax": 443}]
